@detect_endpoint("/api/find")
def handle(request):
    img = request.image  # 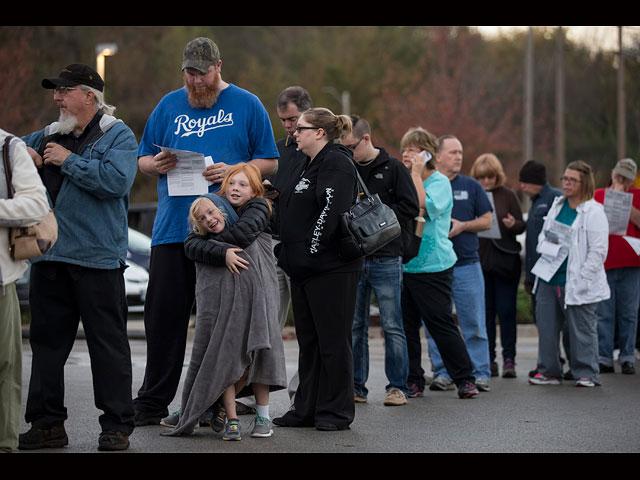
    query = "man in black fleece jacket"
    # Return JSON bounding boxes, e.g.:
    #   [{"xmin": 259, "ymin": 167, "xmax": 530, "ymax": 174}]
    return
[{"xmin": 341, "ymin": 115, "xmax": 419, "ymax": 407}]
